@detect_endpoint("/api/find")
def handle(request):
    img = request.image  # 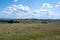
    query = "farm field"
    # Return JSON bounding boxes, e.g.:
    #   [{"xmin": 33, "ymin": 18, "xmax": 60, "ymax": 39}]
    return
[{"xmin": 0, "ymin": 23, "xmax": 60, "ymax": 40}]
